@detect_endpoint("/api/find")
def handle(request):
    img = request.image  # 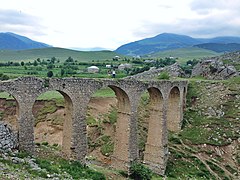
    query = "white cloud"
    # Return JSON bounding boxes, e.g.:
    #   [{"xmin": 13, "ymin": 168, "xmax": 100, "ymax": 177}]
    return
[{"xmin": 0, "ymin": 0, "xmax": 240, "ymax": 49}]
